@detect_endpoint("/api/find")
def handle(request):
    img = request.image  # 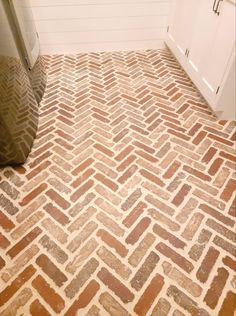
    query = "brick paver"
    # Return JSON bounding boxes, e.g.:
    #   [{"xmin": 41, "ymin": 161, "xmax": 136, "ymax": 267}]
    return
[{"xmin": 0, "ymin": 48, "xmax": 235, "ymax": 315}]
